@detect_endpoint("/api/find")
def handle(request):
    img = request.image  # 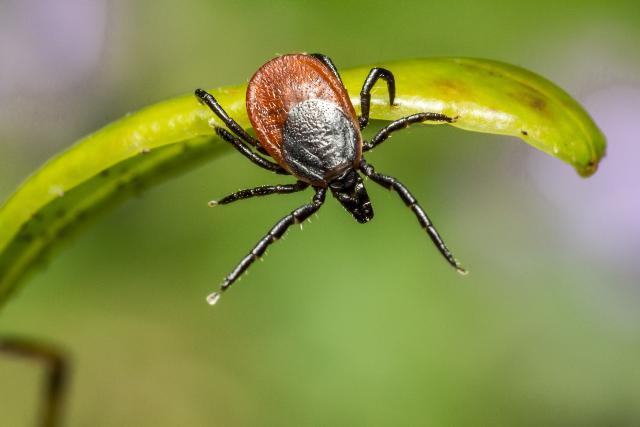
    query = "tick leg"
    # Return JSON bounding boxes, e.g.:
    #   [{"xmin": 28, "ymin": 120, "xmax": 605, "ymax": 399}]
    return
[
  {"xmin": 194, "ymin": 88, "xmax": 268, "ymax": 154},
  {"xmin": 359, "ymin": 159, "xmax": 466, "ymax": 274},
  {"xmin": 216, "ymin": 127, "xmax": 289, "ymax": 175},
  {"xmin": 363, "ymin": 112, "xmax": 455, "ymax": 152},
  {"xmin": 359, "ymin": 68, "xmax": 396, "ymax": 130},
  {"xmin": 206, "ymin": 187, "xmax": 327, "ymax": 305},
  {"xmin": 0, "ymin": 337, "xmax": 69, "ymax": 427},
  {"xmin": 309, "ymin": 53, "xmax": 343, "ymax": 83},
  {"xmin": 210, "ymin": 181, "xmax": 309, "ymax": 207}
]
